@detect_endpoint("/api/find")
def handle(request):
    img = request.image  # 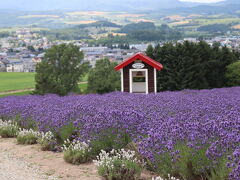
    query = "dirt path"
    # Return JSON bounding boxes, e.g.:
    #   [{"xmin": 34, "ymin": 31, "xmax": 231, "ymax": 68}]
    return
[
  {"xmin": 0, "ymin": 138, "xmax": 154, "ymax": 180},
  {"xmin": 0, "ymin": 150, "xmax": 57, "ymax": 180},
  {"xmin": 0, "ymin": 138, "xmax": 101, "ymax": 180}
]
